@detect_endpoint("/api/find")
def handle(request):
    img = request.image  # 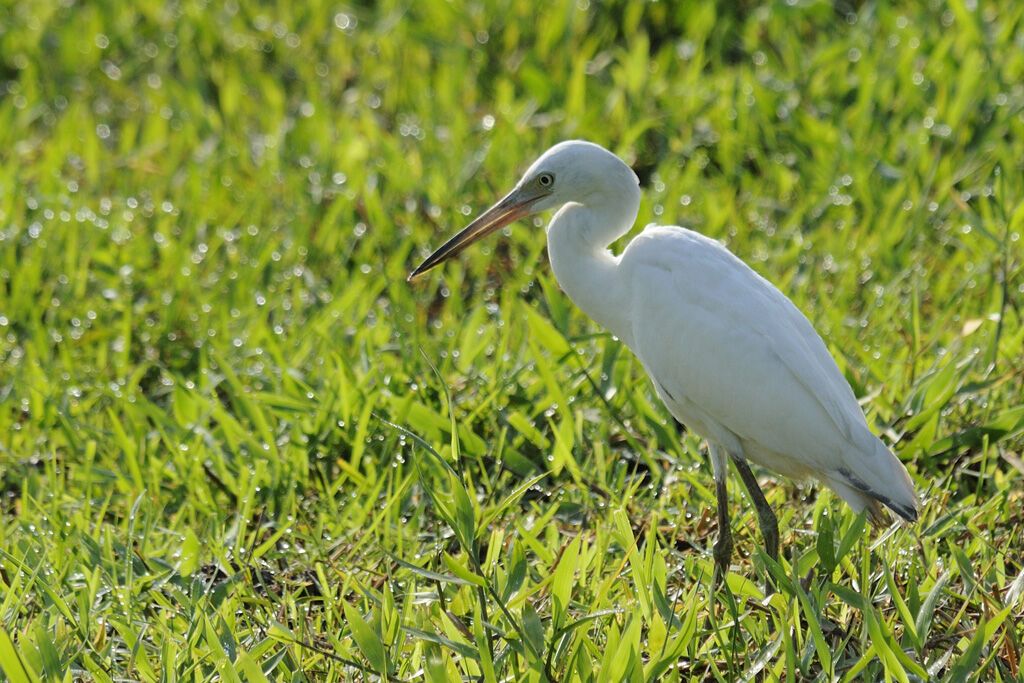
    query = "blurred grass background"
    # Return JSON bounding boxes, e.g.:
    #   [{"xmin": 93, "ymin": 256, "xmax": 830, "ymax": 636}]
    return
[{"xmin": 1, "ymin": 0, "xmax": 1023, "ymax": 680}]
